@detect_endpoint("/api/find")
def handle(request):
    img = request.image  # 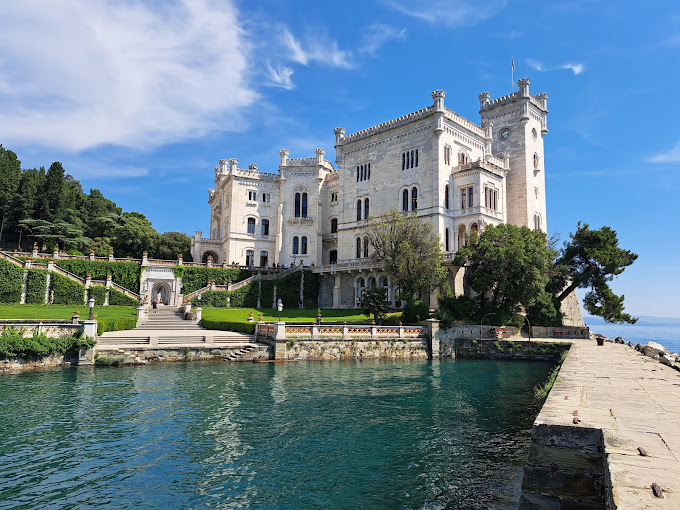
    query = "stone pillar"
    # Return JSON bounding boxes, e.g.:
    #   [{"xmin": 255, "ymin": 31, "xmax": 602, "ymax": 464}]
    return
[
  {"xmin": 32, "ymin": 243, "xmax": 38, "ymax": 258},
  {"xmin": 89, "ymin": 251, "xmax": 95, "ymax": 261},
  {"xmin": 141, "ymin": 252, "xmax": 148, "ymax": 266},
  {"xmin": 52, "ymin": 249, "xmax": 59, "ymax": 260},
  {"xmin": 85, "ymin": 274, "xmax": 92, "ymax": 289},
  {"xmin": 426, "ymin": 319, "xmax": 441, "ymax": 359},
  {"xmin": 108, "ymin": 251, "xmax": 114, "ymax": 262},
  {"xmin": 177, "ymin": 254, "xmax": 183, "ymax": 266},
  {"xmin": 333, "ymin": 274, "xmax": 341, "ymax": 309},
  {"xmin": 72, "ymin": 313, "xmax": 80, "ymax": 324},
  {"xmin": 82, "ymin": 319, "xmax": 98, "ymax": 340},
  {"xmin": 206, "ymin": 255, "xmax": 212, "ymax": 268},
  {"xmin": 105, "ymin": 275, "xmax": 112, "ymax": 305},
  {"xmin": 136, "ymin": 306, "xmax": 146, "ymax": 326},
  {"xmin": 273, "ymin": 321, "xmax": 287, "ymax": 360},
  {"xmin": 195, "ymin": 307, "xmax": 202, "ymax": 324}
]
